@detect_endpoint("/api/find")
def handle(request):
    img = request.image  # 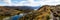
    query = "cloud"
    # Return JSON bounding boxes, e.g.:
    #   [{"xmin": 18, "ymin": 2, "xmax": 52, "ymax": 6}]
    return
[
  {"xmin": 39, "ymin": 0, "xmax": 60, "ymax": 6},
  {"xmin": 0, "ymin": 0, "xmax": 60, "ymax": 6}
]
